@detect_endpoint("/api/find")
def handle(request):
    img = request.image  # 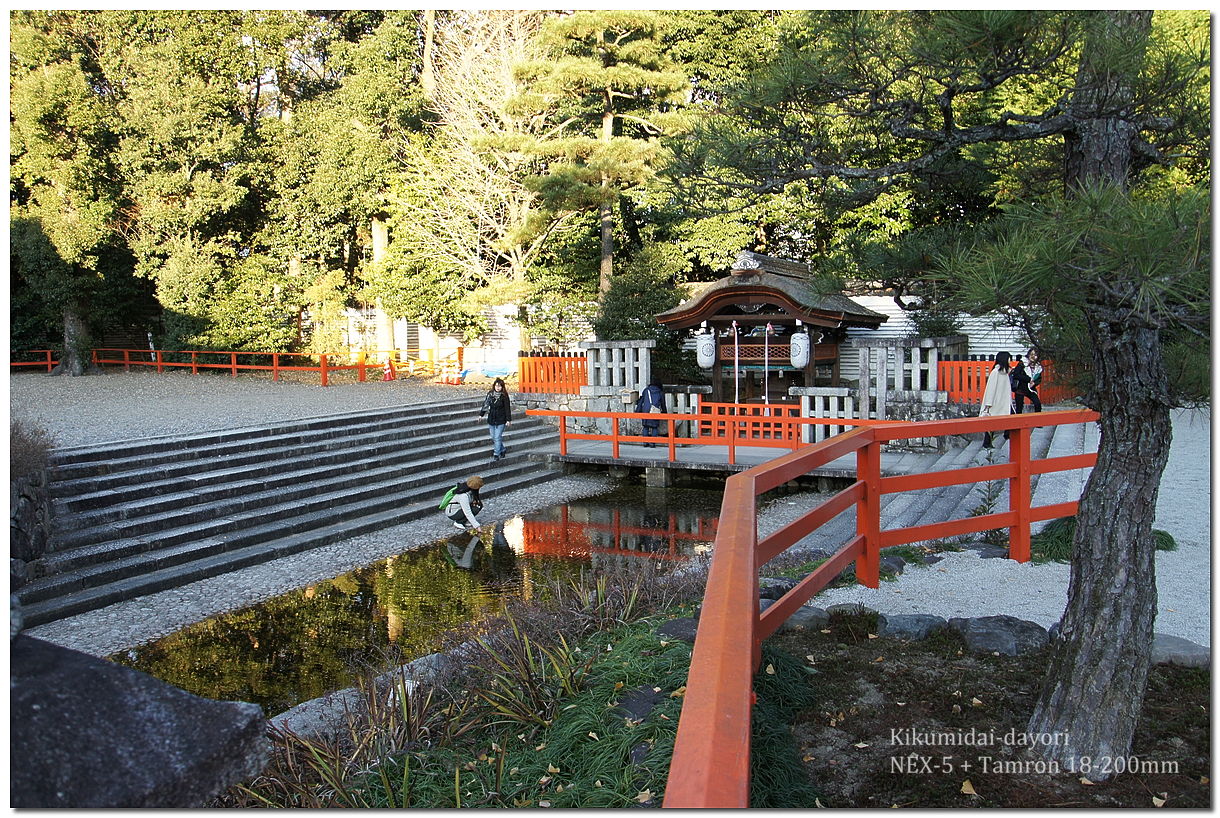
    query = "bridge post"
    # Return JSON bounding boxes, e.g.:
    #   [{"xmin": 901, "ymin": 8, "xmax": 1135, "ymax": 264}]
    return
[
  {"xmin": 855, "ymin": 437, "xmax": 881, "ymax": 587},
  {"xmin": 645, "ymin": 466, "xmax": 672, "ymax": 487}
]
